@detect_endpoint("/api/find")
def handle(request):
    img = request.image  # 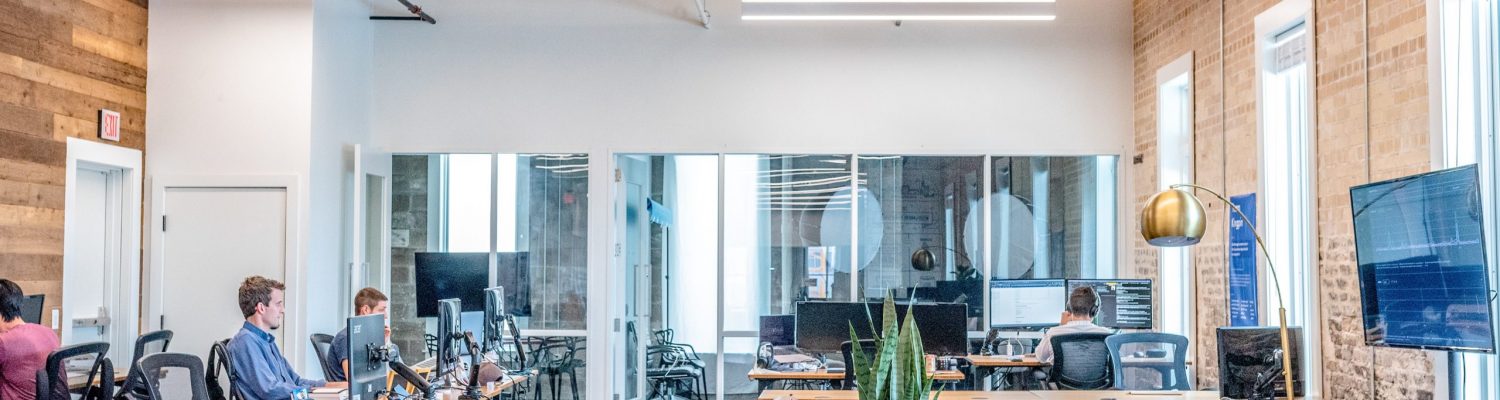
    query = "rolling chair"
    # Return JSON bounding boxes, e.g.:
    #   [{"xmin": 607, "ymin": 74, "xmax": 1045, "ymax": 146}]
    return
[
  {"xmin": 37, "ymin": 342, "xmax": 114, "ymax": 400},
  {"xmin": 137, "ymin": 353, "xmax": 209, "ymax": 400},
  {"xmin": 309, "ymin": 334, "xmax": 341, "ymax": 382},
  {"xmin": 1105, "ymin": 332, "xmax": 1190, "ymax": 390},
  {"xmin": 839, "ymin": 340, "xmax": 879, "ymax": 389},
  {"xmin": 1043, "ymin": 333, "xmax": 1113, "ymax": 390},
  {"xmin": 116, "ymin": 330, "xmax": 173, "ymax": 400},
  {"xmin": 205, "ymin": 339, "xmax": 245, "ymax": 400}
]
